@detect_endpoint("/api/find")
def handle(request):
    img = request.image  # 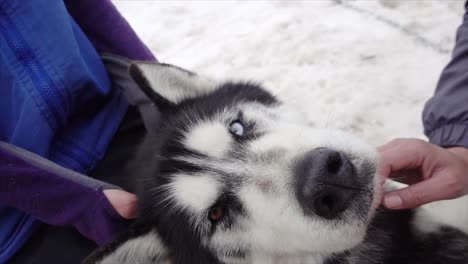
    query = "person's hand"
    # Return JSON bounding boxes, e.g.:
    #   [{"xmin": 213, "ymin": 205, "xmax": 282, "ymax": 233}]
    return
[
  {"xmin": 103, "ymin": 189, "xmax": 139, "ymax": 219},
  {"xmin": 378, "ymin": 138, "xmax": 468, "ymax": 209}
]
